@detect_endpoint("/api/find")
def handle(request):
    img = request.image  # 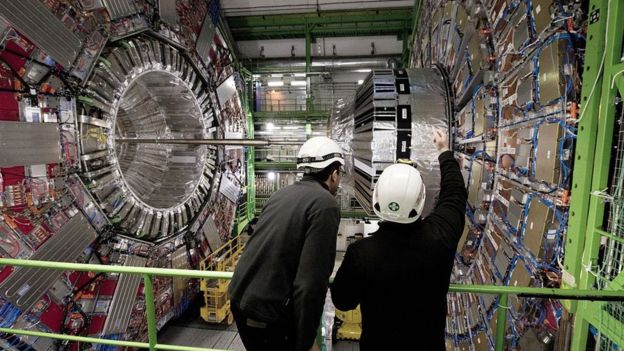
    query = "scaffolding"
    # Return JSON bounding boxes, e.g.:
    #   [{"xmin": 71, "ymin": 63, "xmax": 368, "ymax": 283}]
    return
[{"xmin": 199, "ymin": 235, "xmax": 245, "ymax": 325}]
